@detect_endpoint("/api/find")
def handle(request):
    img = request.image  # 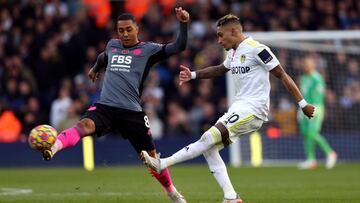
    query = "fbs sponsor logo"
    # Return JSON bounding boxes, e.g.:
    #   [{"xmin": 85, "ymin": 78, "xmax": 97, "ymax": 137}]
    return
[{"xmin": 110, "ymin": 55, "xmax": 132, "ymax": 72}]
